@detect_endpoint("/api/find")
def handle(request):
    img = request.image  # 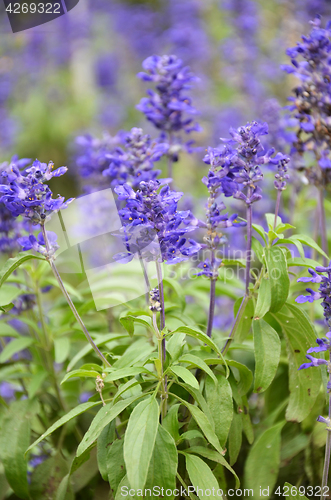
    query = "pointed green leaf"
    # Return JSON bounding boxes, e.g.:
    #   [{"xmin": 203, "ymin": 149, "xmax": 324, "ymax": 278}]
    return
[
  {"xmin": 170, "ymin": 366, "xmax": 199, "ymax": 389},
  {"xmin": 233, "ymin": 297, "xmax": 255, "ymax": 343},
  {"xmin": 186, "ymin": 447, "xmax": 239, "ymax": 488},
  {"xmin": 254, "ymin": 277, "xmax": 271, "ymax": 319},
  {"xmin": 170, "ymin": 394, "xmax": 223, "ymax": 454},
  {"xmin": 253, "ymin": 319, "xmax": 281, "ymax": 393},
  {"xmin": 0, "ymin": 399, "xmax": 39, "ymax": 499},
  {"xmin": 179, "ymin": 354, "xmax": 217, "ymax": 383},
  {"xmin": 271, "ymin": 304, "xmax": 322, "ymax": 422},
  {"xmin": 145, "ymin": 425, "xmax": 178, "ymax": 498},
  {"xmin": 26, "ymin": 401, "xmax": 102, "ymax": 454},
  {"xmin": 228, "ymin": 412, "xmax": 242, "ymax": 466},
  {"xmin": 171, "ymin": 326, "xmax": 228, "ymax": 375},
  {"xmin": 61, "ymin": 369, "xmax": 100, "ymax": 384},
  {"xmin": 163, "ymin": 404, "xmax": 180, "ymax": 442},
  {"xmin": 30, "ymin": 452, "xmax": 69, "ymax": 500},
  {"xmin": 0, "ymin": 253, "xmax": 45, "ymax": 288},
  {"xmin": 205, "ymin": 374, "xmax": 233, "ymax": 447},
  {"xmin": 244, "ymin": 421, "xmax": 285, "ymax": 499},
  {"xmin": 290, "ymin": 234, "xmax": 328, "ymax": 259},
  {"xmin": 107, "ymin": 440, "xmax": 126, "ymax": 495},
  {"xmin": 77, "ymin": 395, "xmax": 143, "ymax": 457},
  {"xmin": 264, "ymin": 246, "xmax": 290, "ymax": 312},
  {"xmin": 185, "ymin": 454, "xmax": 219, "ymax": 500},
  {"xmin": 123, "ymin": 396, "xmax": 159, "ymax": 490},
  {"xmin": 0, "ymin": 337, "xmax": 34, "ymax": 363}
]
